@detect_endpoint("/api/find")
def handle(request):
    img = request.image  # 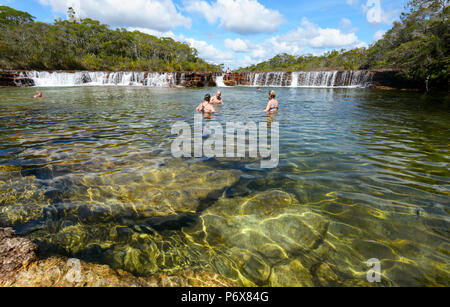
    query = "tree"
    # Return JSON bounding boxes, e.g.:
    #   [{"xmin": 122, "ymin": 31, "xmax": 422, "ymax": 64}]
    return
[
  {"xmin": 67, "ymin": 7, "xmax": 76, "ymax": 22},
  {"xmin": 0, "ymin": 5, "xmax": 34, "ymax": 28},
  {"xmin": 0, "ymin": 6, "xmax": 222, "ymax": 72}
]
